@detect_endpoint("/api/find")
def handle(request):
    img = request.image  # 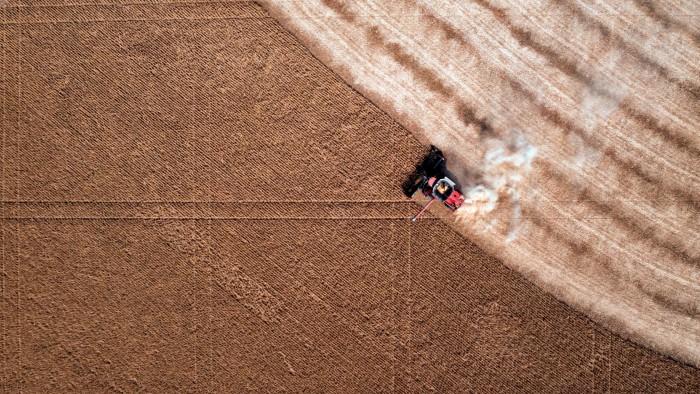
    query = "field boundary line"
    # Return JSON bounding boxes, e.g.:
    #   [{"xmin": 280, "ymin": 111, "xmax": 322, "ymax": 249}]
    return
[
  {"xmin": 1, "ymin": 200, "xmax": 413, "ymax": 203},
  {"xmin": 15, "ymin": 17, "xmax": 22, "ymax": 386},
  {"xmin": 407, "ymin": 223, "xmax": 412, "ymax": 393},
  {"xmin": 1, "ymin": 4, "xmax": 6, "ymax": 388},
  {"xmin": 0, "ymin": 17, "xmax": 269, "ymax": 25},
  {"xmin": 2, "ymin": 216, "xmax": 430, "ymax": 220}
]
